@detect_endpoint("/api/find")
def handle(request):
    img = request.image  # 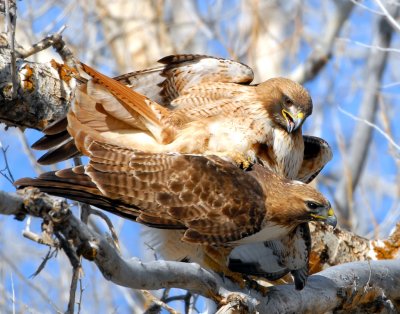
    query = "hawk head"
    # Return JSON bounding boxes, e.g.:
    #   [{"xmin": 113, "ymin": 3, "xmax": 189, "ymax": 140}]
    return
[
  {"xmin": 257, "ymin": 78, "xmax": 313, "ymax": 133},
  {"xmin": 262, "ymin": 172, "xmax": 336, "ymax": 229}
]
